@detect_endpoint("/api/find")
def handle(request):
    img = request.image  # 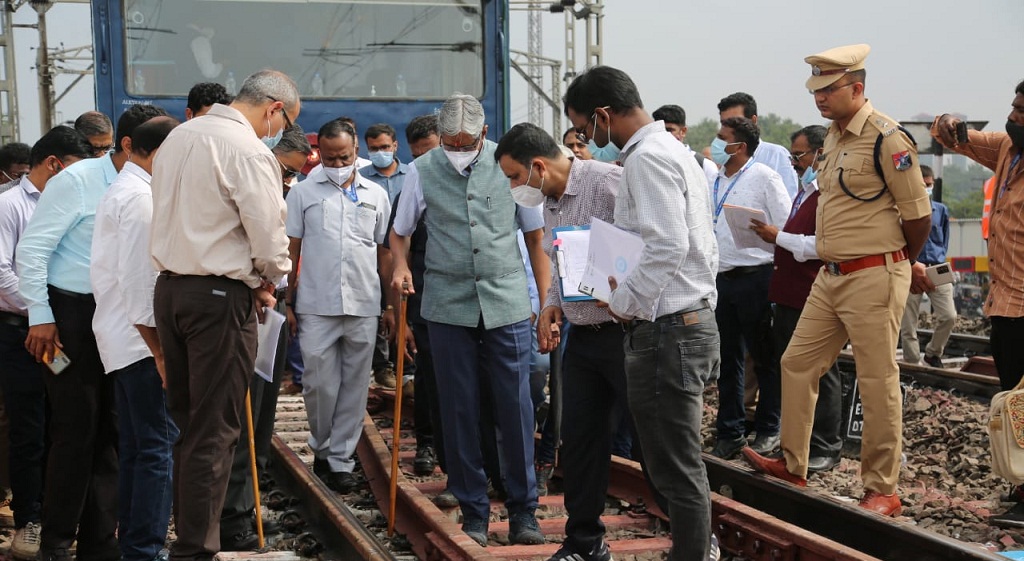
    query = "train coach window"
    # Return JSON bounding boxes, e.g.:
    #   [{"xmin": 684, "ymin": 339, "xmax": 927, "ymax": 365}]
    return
[{"xmin": 122, "ymin": 0, "xmax": 485, "ymax": 99}]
